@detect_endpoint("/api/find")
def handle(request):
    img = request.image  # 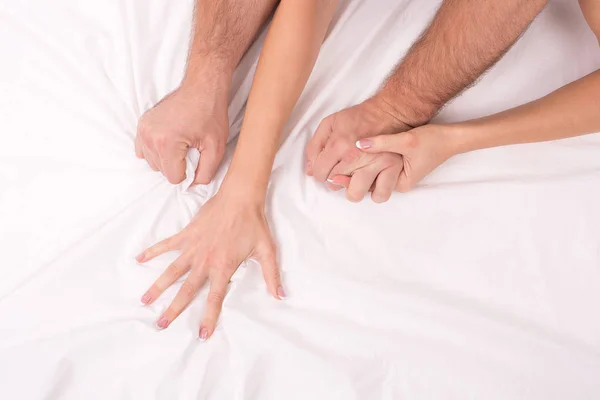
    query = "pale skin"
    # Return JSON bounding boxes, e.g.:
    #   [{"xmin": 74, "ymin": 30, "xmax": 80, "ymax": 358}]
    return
[
  {"xmin": 306, "ymin": 0, "xmax": 550, "ymax": 203},
  {"xmin": 137, "ymin": 0, "xmax": 338, "ymax": 340},
  {"xmin": 328, "ymin": 0, "xmax": 600, "ymax": 192}
]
